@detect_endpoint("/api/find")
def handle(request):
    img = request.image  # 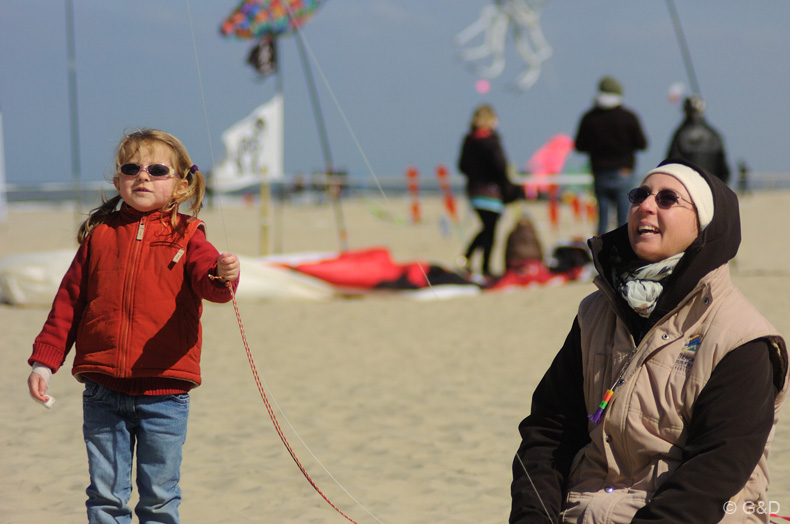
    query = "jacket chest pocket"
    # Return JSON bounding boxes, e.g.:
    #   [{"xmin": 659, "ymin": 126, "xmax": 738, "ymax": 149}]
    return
[{"xmin": 622, "ymin": 360, "xmax": 689, "ymax": 445}]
